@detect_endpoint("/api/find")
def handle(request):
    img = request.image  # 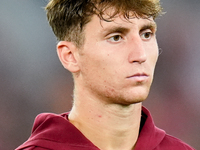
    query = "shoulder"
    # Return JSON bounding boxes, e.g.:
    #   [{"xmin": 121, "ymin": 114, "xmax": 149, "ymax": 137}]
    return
[
  {"xmin": 16, "ymin": 112, "xmax": 100, "ymax": 150},
  {"xmin": 34, "ymin": 112, "xmax": 68, "ymax": 123},
  {"xmin": 17, "ymin": 146, "xmax": 47, "ymax": 150},
  {"xmin": 158, "ymin": 134, "xmax": 195, "ymax": 150},
  {"xmin": 15, "ymin": 113, "xmax": 70, "ymax": 150},
  {"xmin": 32, "ymin": 112, "xmax": 69, "ymax": 130},
  {"xmin": 138, "ymin": 107, "xmax": 195, "ymax": 150}
]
